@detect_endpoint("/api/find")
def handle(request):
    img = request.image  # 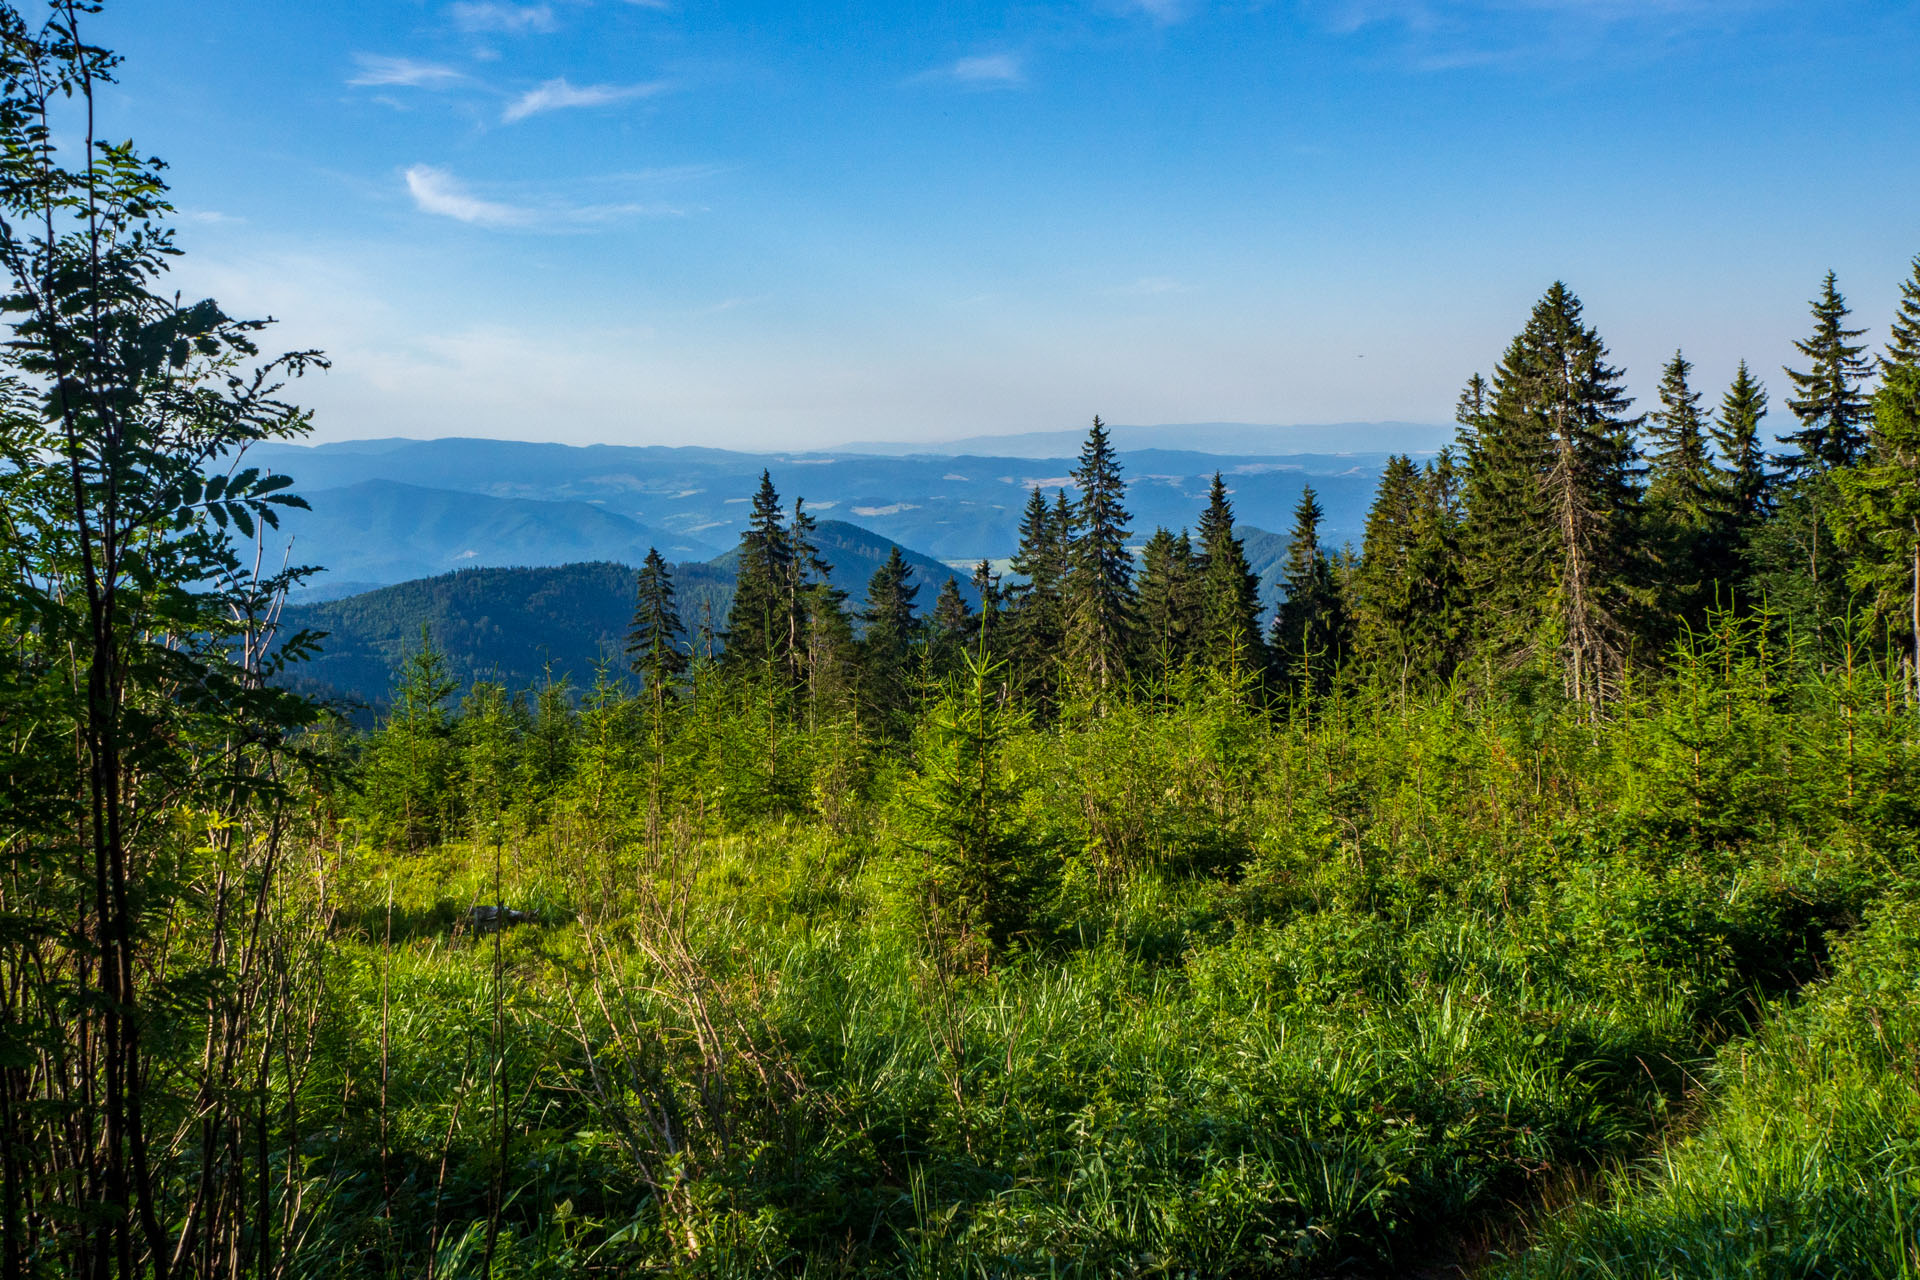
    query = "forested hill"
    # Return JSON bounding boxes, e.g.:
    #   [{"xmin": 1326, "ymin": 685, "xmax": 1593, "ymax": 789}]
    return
[{"xmin": 282, "ymin": 518, "xmax": 979, "ymax": 709}]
